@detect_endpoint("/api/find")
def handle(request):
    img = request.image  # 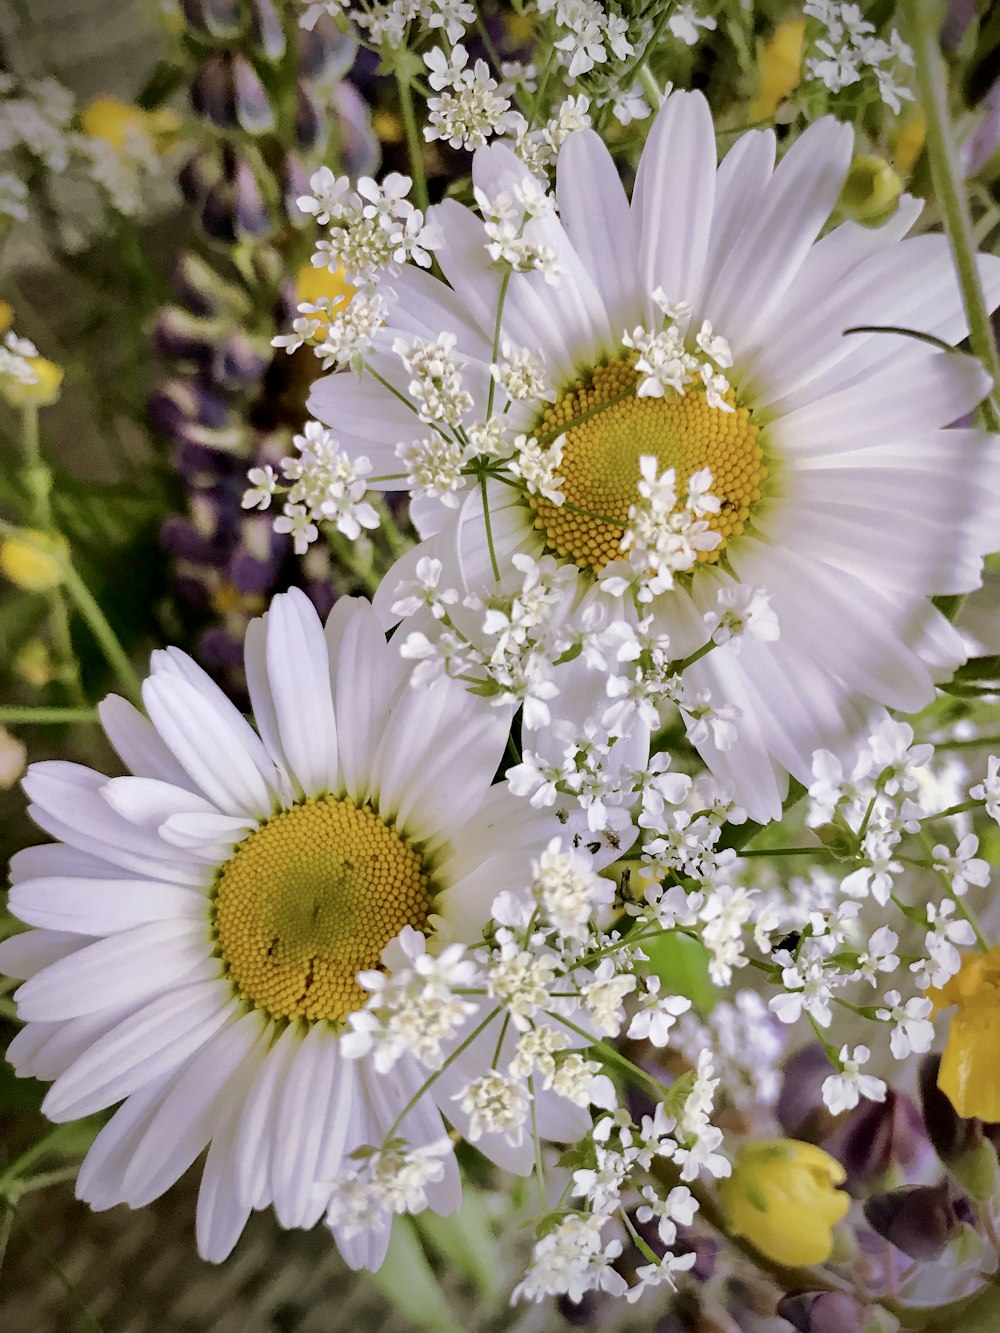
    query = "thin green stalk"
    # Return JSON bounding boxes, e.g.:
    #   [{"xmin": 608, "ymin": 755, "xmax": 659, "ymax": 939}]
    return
[
  {"xmin": 59, "ymin": 563, "xmax": 144, "ymax": 709},
  {"xmin": 396, "ymin": 72, "xmax": 429, "ymax": 214},
  {"xmin": 479, "ymin": 473, "xmax": 500, "ymax": 581},
  {"xmin": 14, "ymin": 410, "xmax": 87, "ymax": 706},
  {"xmin": 638, "ymin": 64, "xmax": 663, "ymax": 112},
  {"xmin": 907, "ymin": 0, "xmax": 1000, "ymax": 432},
  {"xmin": 1, "ymin": 1199, "xmax": 105, "ymax": 1333},
  {"xmin": 0, "ymin": 706, "xmax": 97, "ymax": 725}
]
